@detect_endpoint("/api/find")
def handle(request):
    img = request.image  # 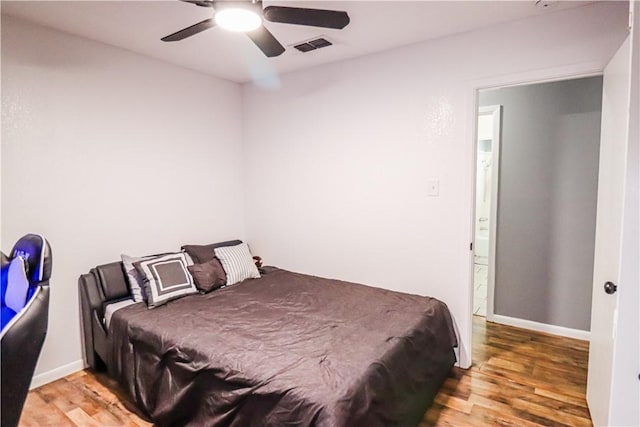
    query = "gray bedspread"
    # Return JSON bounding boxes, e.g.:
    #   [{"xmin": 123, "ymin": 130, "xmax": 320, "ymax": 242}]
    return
[{"xmin": 108, "ymin": 267, "xmax": 457, "ymax": 427}]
